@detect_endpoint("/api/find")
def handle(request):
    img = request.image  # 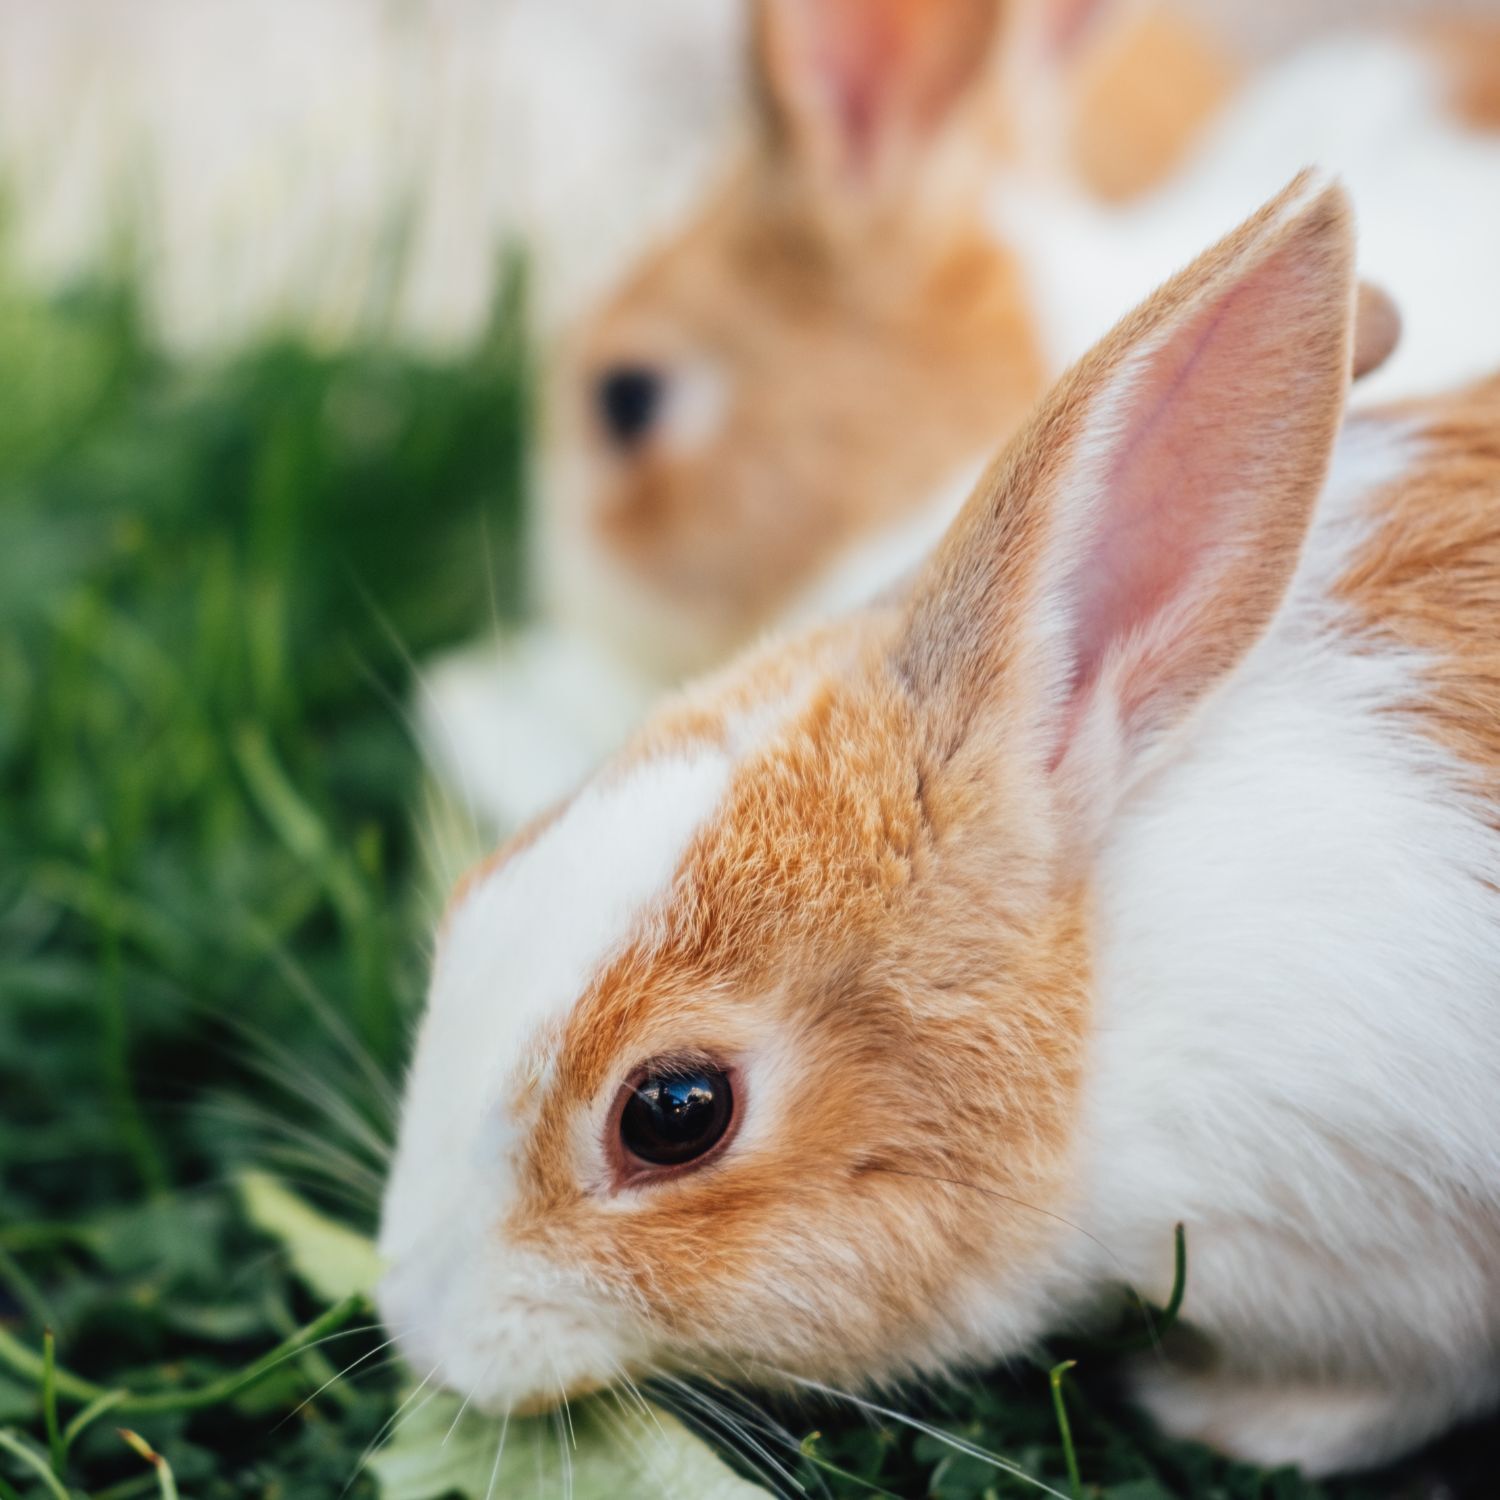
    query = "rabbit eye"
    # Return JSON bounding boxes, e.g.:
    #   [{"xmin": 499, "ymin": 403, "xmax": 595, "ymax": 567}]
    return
[
  {"xmin": 618, "ymin": 1066, "xmax": 734, "ymax": 1169},
  {"xmin": 596, "ymin": 365, "xmax": 663, "ymax": 448}
]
